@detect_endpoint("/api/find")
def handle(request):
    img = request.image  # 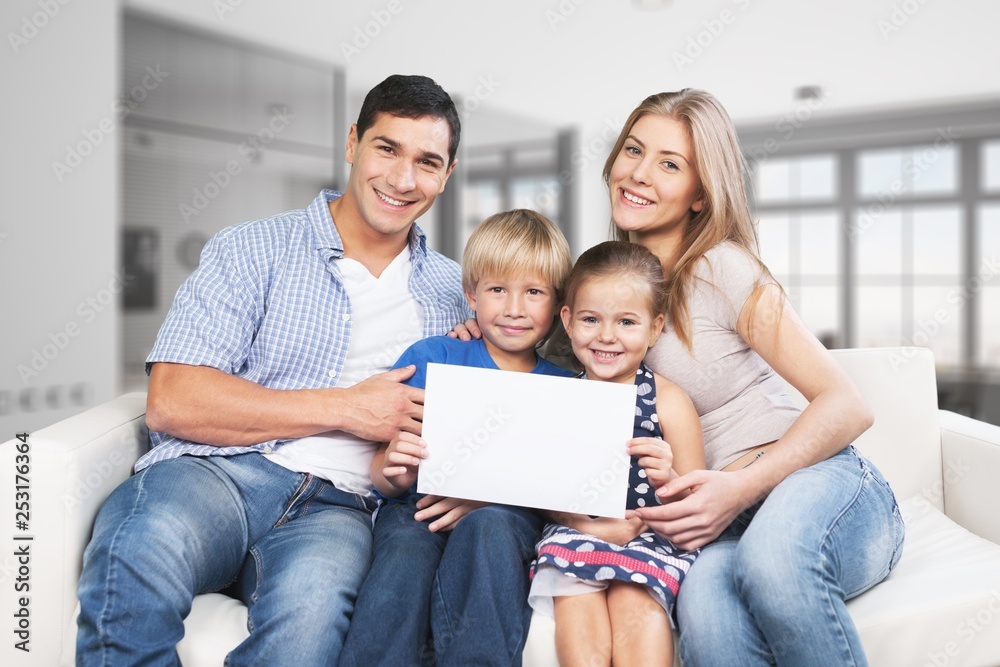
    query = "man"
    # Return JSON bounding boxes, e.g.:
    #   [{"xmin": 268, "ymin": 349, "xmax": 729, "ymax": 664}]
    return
[{"xmin": 76, "ymin": 74, "xmax": 467, "ymax": 666}]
